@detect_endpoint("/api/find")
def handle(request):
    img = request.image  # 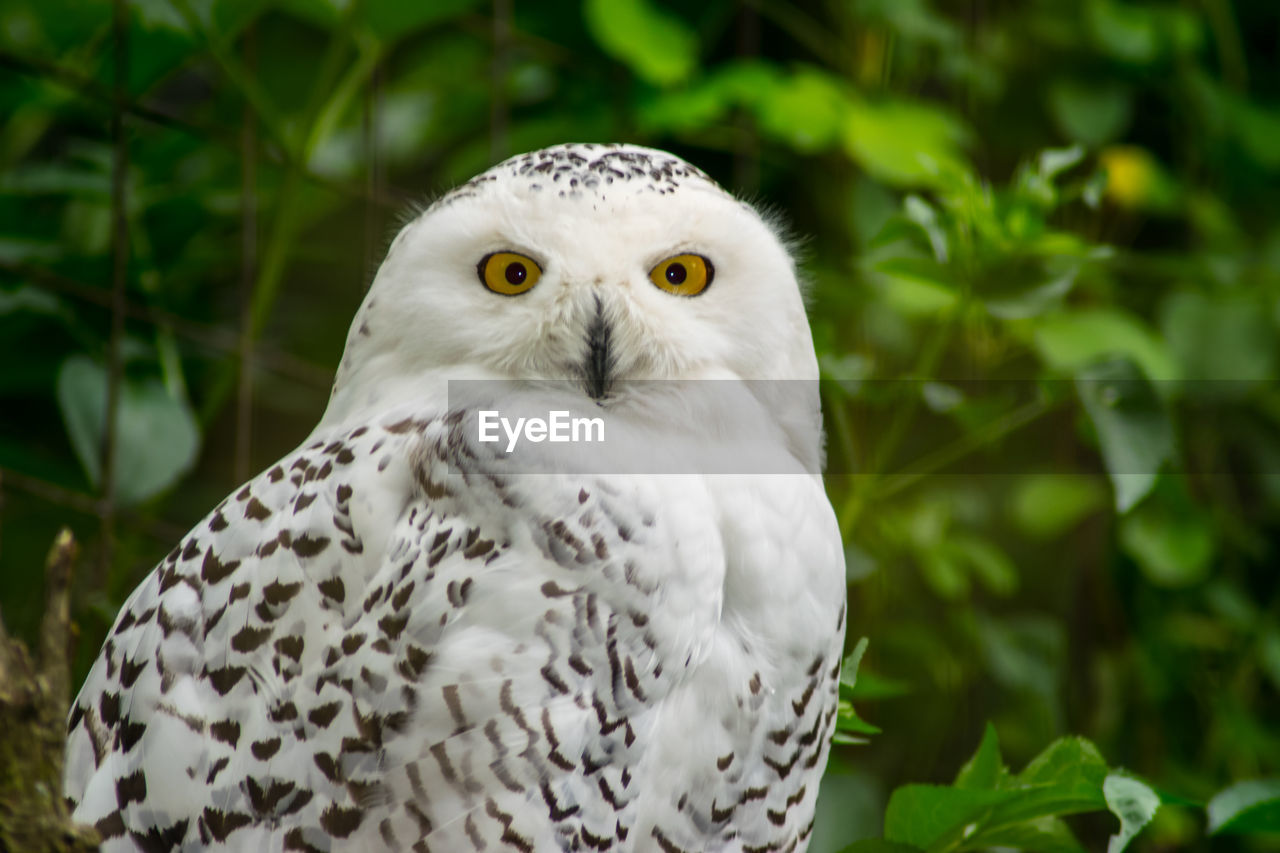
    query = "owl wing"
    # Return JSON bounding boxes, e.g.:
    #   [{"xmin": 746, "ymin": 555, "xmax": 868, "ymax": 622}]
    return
[{"xmin": 65, "ymin": 408, "xmax": 707, "ymax": 852}]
